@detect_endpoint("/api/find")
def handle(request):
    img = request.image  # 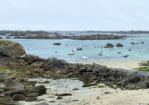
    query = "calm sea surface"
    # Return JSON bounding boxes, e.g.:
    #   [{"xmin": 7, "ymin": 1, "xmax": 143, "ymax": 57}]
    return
[{"xmin": 7, "ymin": 33, "xmax": 149, "ymax": 62}]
